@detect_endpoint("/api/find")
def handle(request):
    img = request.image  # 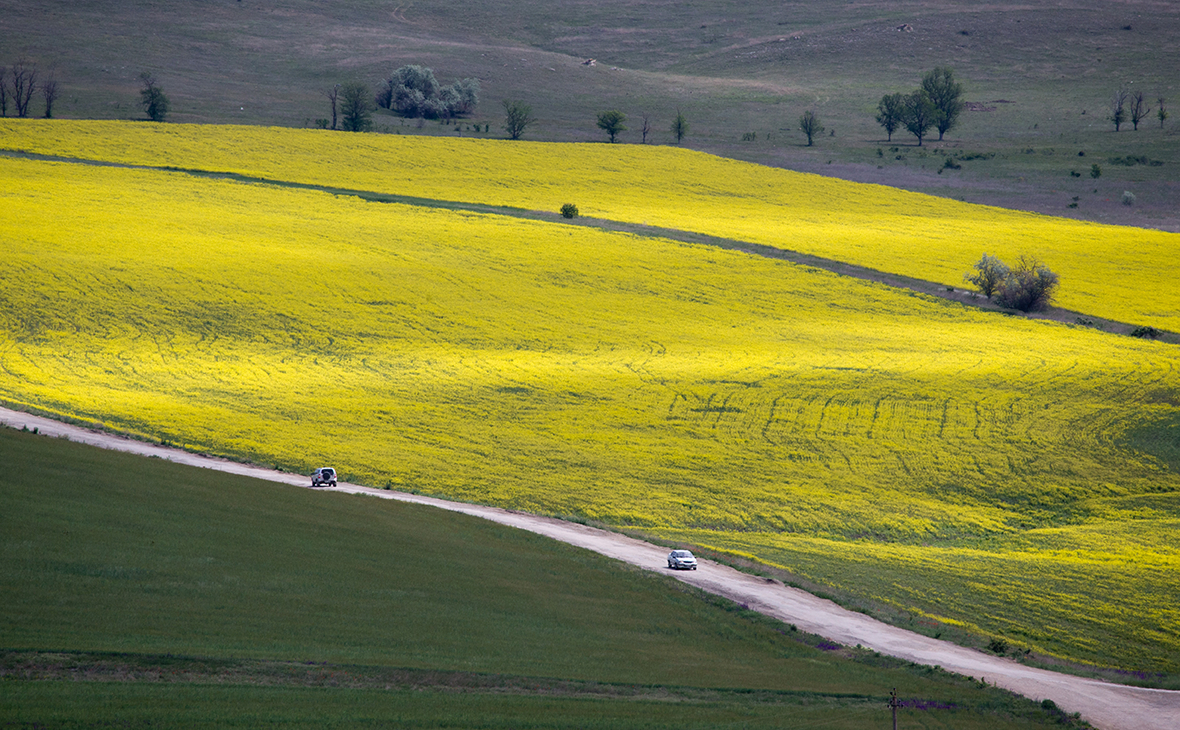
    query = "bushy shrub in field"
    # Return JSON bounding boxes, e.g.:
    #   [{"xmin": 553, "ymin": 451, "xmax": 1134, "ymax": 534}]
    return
[
  {"xmin": 1130, "ymin": 325, "xmax": 1160, "ymax": 339},
  {"xmin": 963, "ymin": 254, "xmax": 1009, "ymax": 299},
  {"xmin": 377, "ymin": 66, "xmax": 479, "ymax": 119},
  {"xmin": 966, "ymin": 254, "xmax": 1059, "ymax": 312},
  {"xmin": 1122, "ymin": 190, "xmax": 1136, "ymax": 206},
  {"xmin": 560, "ymin": 203, "xmax": 578, "ymax": 219},
  {"xmin": 994, "ymin": 255, "xmax": 1060, "ymax": 312}
]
